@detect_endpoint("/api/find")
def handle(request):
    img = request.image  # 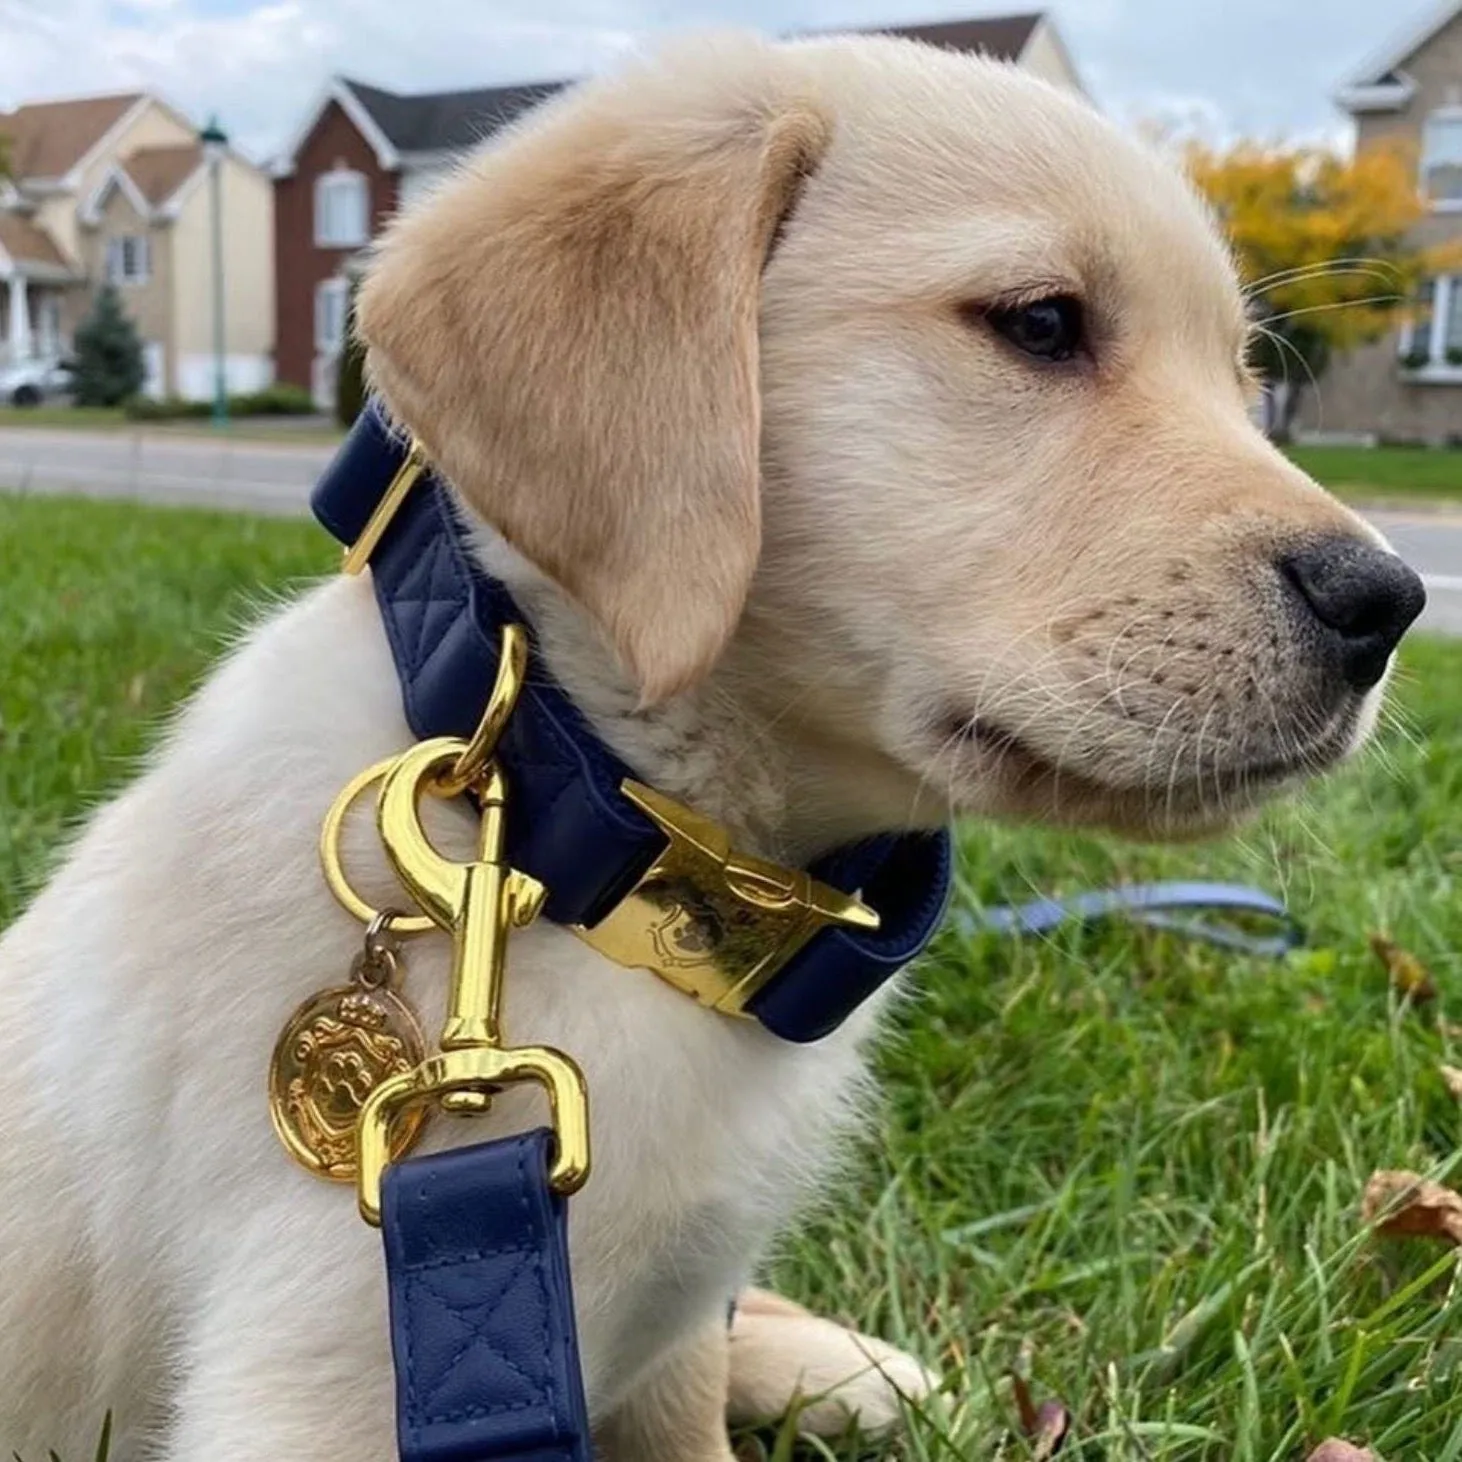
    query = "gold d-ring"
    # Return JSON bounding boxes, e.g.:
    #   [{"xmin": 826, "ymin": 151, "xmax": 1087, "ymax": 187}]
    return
[
  {"xmin": 319, "ymin": 759, "xmax": 435, "ymax": 934},
  {"xmin": 432, "ymin": 623, "xmax": 528, "ymax": 798}
]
